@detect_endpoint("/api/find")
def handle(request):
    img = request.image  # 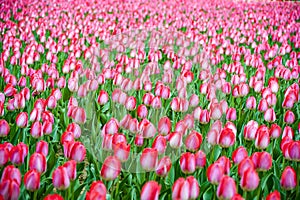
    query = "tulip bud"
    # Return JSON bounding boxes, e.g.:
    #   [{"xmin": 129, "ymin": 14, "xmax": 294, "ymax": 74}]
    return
[
  {"xmin": 169, "ymin": 132, "xmax": 182, "ymax": 149},
  {"xmin": 140, "ymin": 148, "xmax": 158, "ymax": 172},
  {"xmin": 280, "ymin": 166, "xmax": 297, "ymax": 190},
  {"xmin": 158, "ymin": 117, "xmax": 171, "ymax": 136},
  {"xmin": 218, "ymin": 128, "xmax": 236, "ymax": 148},
  {"xmin": 264, "ymin": 108, "xmax": 276, "ymax": 122},
  {"xmin": 152, "ymin": 135, "xmax": 167, "ymax": 155},
  {"xmin": 24, "ymin": 169, "xmax": 40, "ymax": 191},
  {"xmin": 232, "ymin": 146, "xmax": 248, "ymax": 165},
  {"xmin": 284, "ymin": 110, "xmax": 295, "ymax": 124},
  {"xmin": 246, "ymin": 96, "xmax": 256, "ymax": 110},
  {"xmin": 100, "ymin": 156, "xmax": 121, "ymax": 181},
  {"xmin": 52, "ymin": 166, "xmax": 70, "ymax": 190},
  {"xmin": 180, "ymin": 152, "xmax": 196, "ymax": 174},
  {"xmin": 16, "ymin": 112, "xmax": 28, "ymax": 128},
  {"xmin": 29, "ymin": 153, "xmax": 47, "ymax": 173},
  {"xmin": 240, "ymin": 168, "xmax": 260, "ymax": 191},
  {"xmin": 63, "ymin": 160, "xmax": 77, "ymax": 180},
  {"xmin": 217, "ymin": 176, "xmax": 237, "ymax": 200},
  {"xmin": 0, "ymin": 119, "xmax": 10, "ymax": 137},
  {"xmin": 0, "ymin": 179, "xmax": 20, "ymax": 200},
  {"xmin": 44, "ymin": 194, "xmax": 64, "ymax": 200},
  {"xmin": 137, "ymin": 104, "xmax": 148, "ymax": 119},
  {"xmin": 266, "ymin": 190, "xmax": 281, "ymax": 200},
  {"xmin": 30, "ymin": 121, "xmax": 43, "ymax": 138},
  {"xmin": 226, "ymin": 108, "xmax": 237, "ymax": 121},
  {"xmin": 155, "ymin": 156, "xmax": 172, "ymax": 177},
  {"xmin": 86, "ymin": 181, "xmax": 106, "ymax": 200},
  {"xmin": 269, "ymin": 123, "xmax": 281, "ymax": 139},
  {"xmin": 255, "ymin": 125, "xmax": 270, "ymax": 149},
  {"xmin": 141, "ymin": 181, "xmax": 161, "ymax": 200},
  {"xmin": 207, "ymin": 163, "xmax": 224, "ymax": 185},
  {"xmin": 185, "ymin": 130, "xmax": 202, "ymax": 152},
  {"xmin": 113, "ymin": 142, "xmax": 130, "ymax": 162},
  {"xmin": 64, "ymin": 141, "xmax": 86, "ymax": 162}
]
